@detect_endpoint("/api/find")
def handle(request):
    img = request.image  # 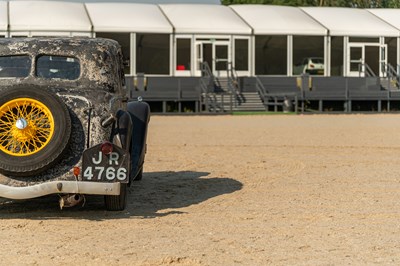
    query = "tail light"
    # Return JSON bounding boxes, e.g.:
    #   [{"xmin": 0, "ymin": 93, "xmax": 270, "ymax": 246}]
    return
[
  {"xmin": 101, "ymin": 141, "xmax": 113, "ymax": 155},
  {"xmin": 73, "ymin": 166, "xmax": 80, "ymax": 177},
  {"xmin": 309, "ymin": 64, "xmax": 315, "ymax": 69}
]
